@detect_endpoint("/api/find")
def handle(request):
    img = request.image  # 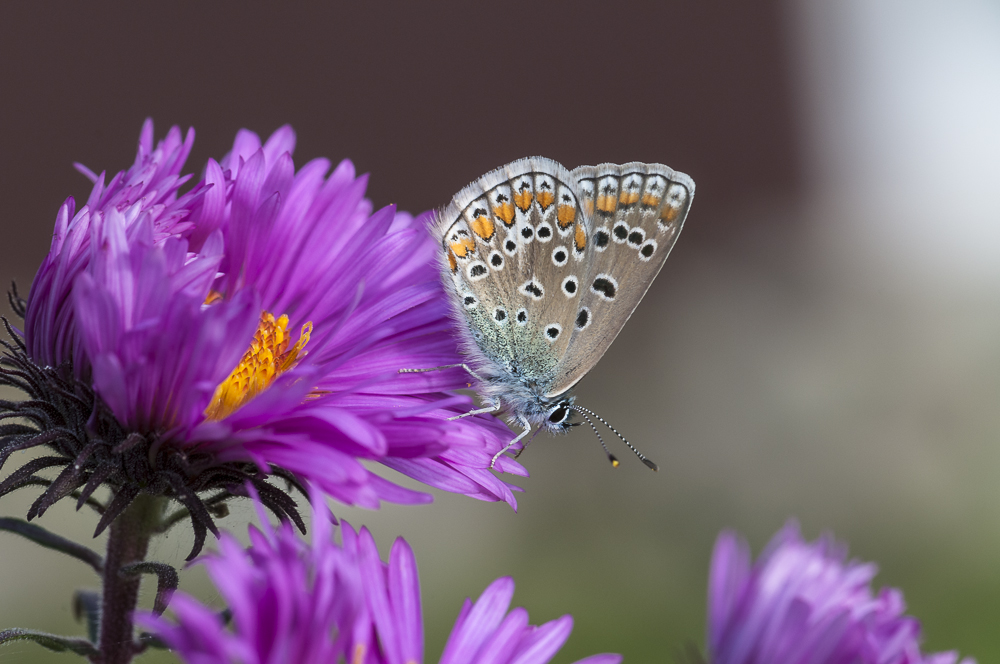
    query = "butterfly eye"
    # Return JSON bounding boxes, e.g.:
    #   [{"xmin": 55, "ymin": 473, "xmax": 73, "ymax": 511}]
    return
[{"xmin": 548, "ymin": 404, "xmax": 569, "ymax": 424}]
